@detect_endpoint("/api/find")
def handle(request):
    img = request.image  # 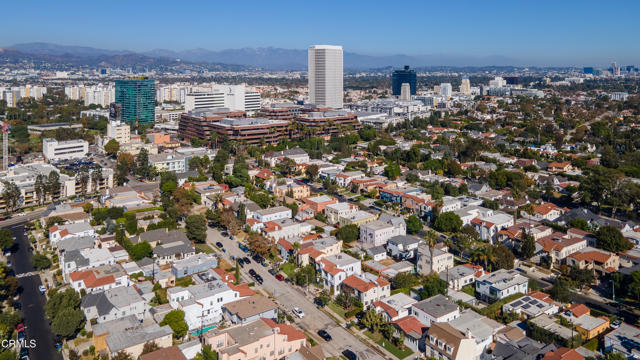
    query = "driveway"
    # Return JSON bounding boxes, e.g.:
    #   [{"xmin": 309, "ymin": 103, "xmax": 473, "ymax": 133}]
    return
[{"xmin": 207, "ymin": 227, "xmax": 384, "ymax": 360}]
